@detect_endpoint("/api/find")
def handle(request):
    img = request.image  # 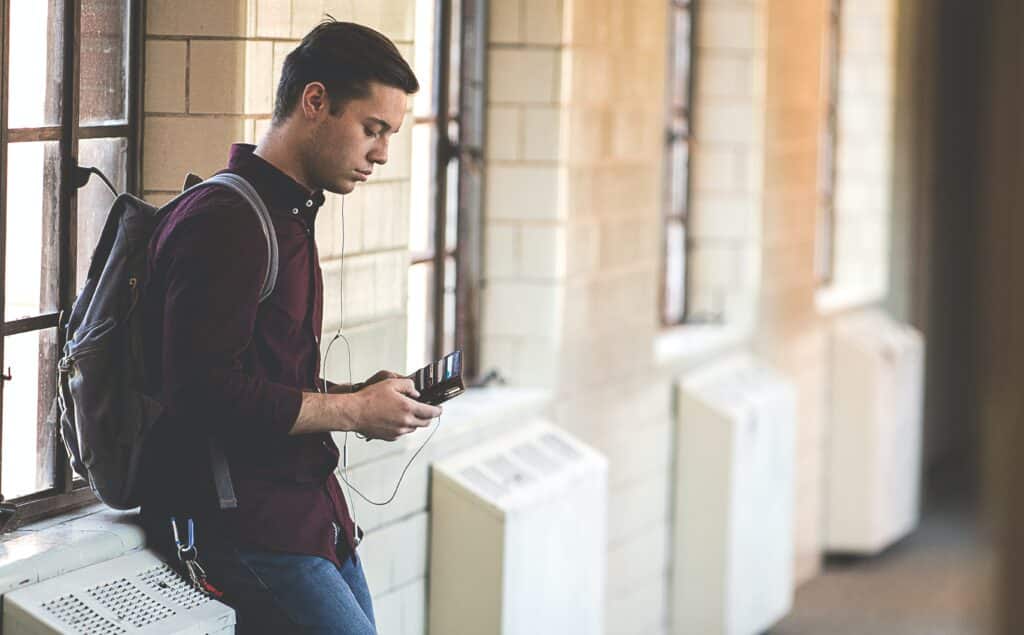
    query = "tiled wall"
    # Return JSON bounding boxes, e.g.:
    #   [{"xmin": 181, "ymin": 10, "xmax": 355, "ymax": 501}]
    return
[
  {"xmin": 143, "ymin": 0, "xmax": 414, "ymax": 383},
  {"xmin": 140, "ymin": 0, "xmax": 903, "ymax": 632}
]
